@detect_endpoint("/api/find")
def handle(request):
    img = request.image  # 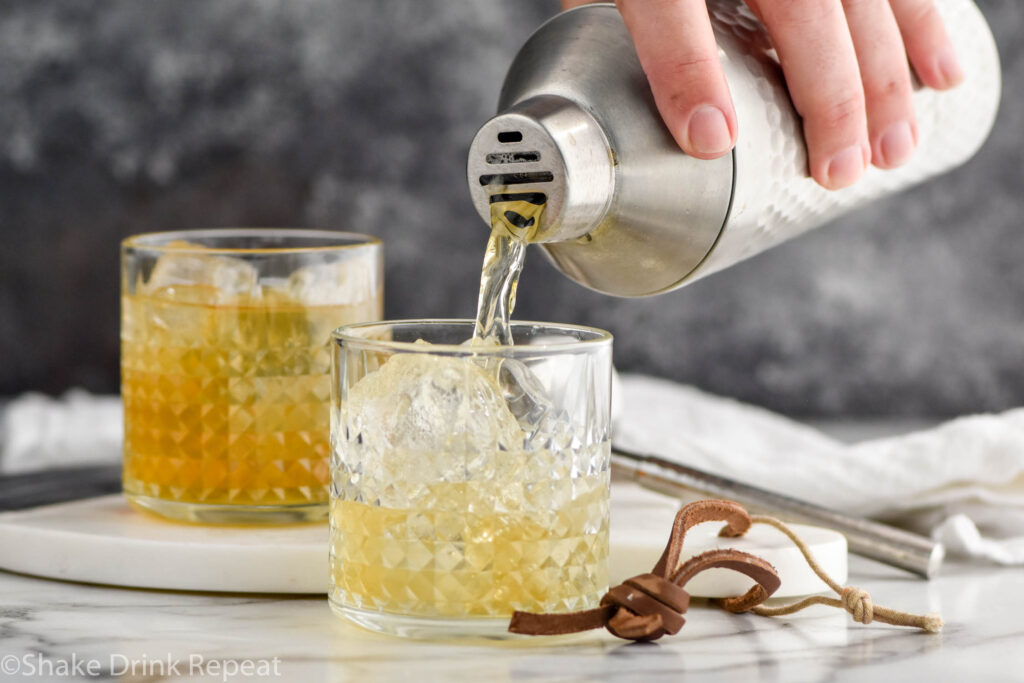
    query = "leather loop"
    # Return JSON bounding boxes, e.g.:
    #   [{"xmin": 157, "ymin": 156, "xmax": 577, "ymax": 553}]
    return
[
  {"xmin": 674, "ymin": 549, "xmax": 782, "ymax": 613},
  {"xmin": 652, "ymin": 499, "xmax": 752, "ymax": 577}
]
